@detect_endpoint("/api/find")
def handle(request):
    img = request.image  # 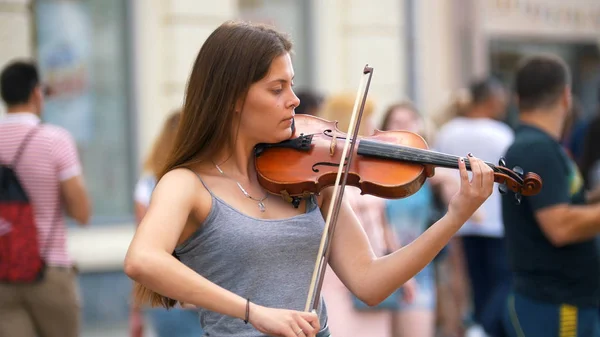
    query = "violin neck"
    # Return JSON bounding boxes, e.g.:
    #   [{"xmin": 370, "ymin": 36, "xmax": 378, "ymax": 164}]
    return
[{"xmin": 357, "ymin": 140, "xmax": 498, "ymax": 172}]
